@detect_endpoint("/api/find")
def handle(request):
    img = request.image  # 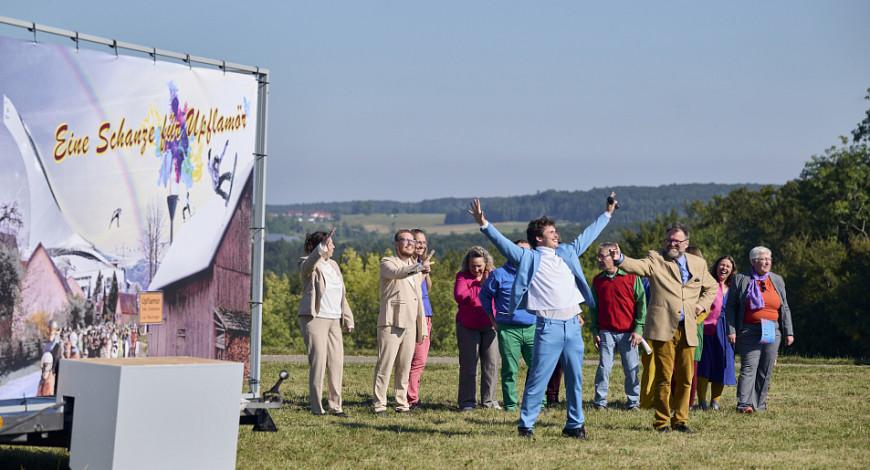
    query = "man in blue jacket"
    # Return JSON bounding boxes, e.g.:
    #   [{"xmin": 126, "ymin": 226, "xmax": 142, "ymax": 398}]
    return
[
  {"xmin": 479, "ymin": 239, "xmax": 537, "ymax": 412},
  {"xmin": 469, "ymin": 193, "xmax": 618, "ymax": 439}
]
